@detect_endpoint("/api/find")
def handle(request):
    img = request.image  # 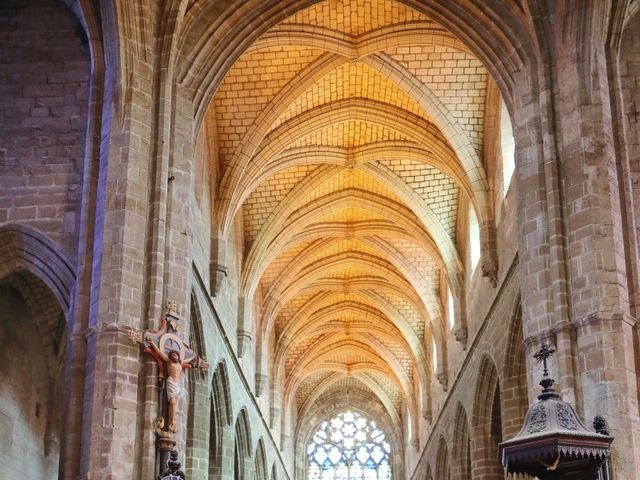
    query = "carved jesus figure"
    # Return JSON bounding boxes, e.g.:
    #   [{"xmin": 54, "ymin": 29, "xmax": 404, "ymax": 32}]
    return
[{"xmin": 146, "ymin": 338, "xmax": 196, "ymax": 432}]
